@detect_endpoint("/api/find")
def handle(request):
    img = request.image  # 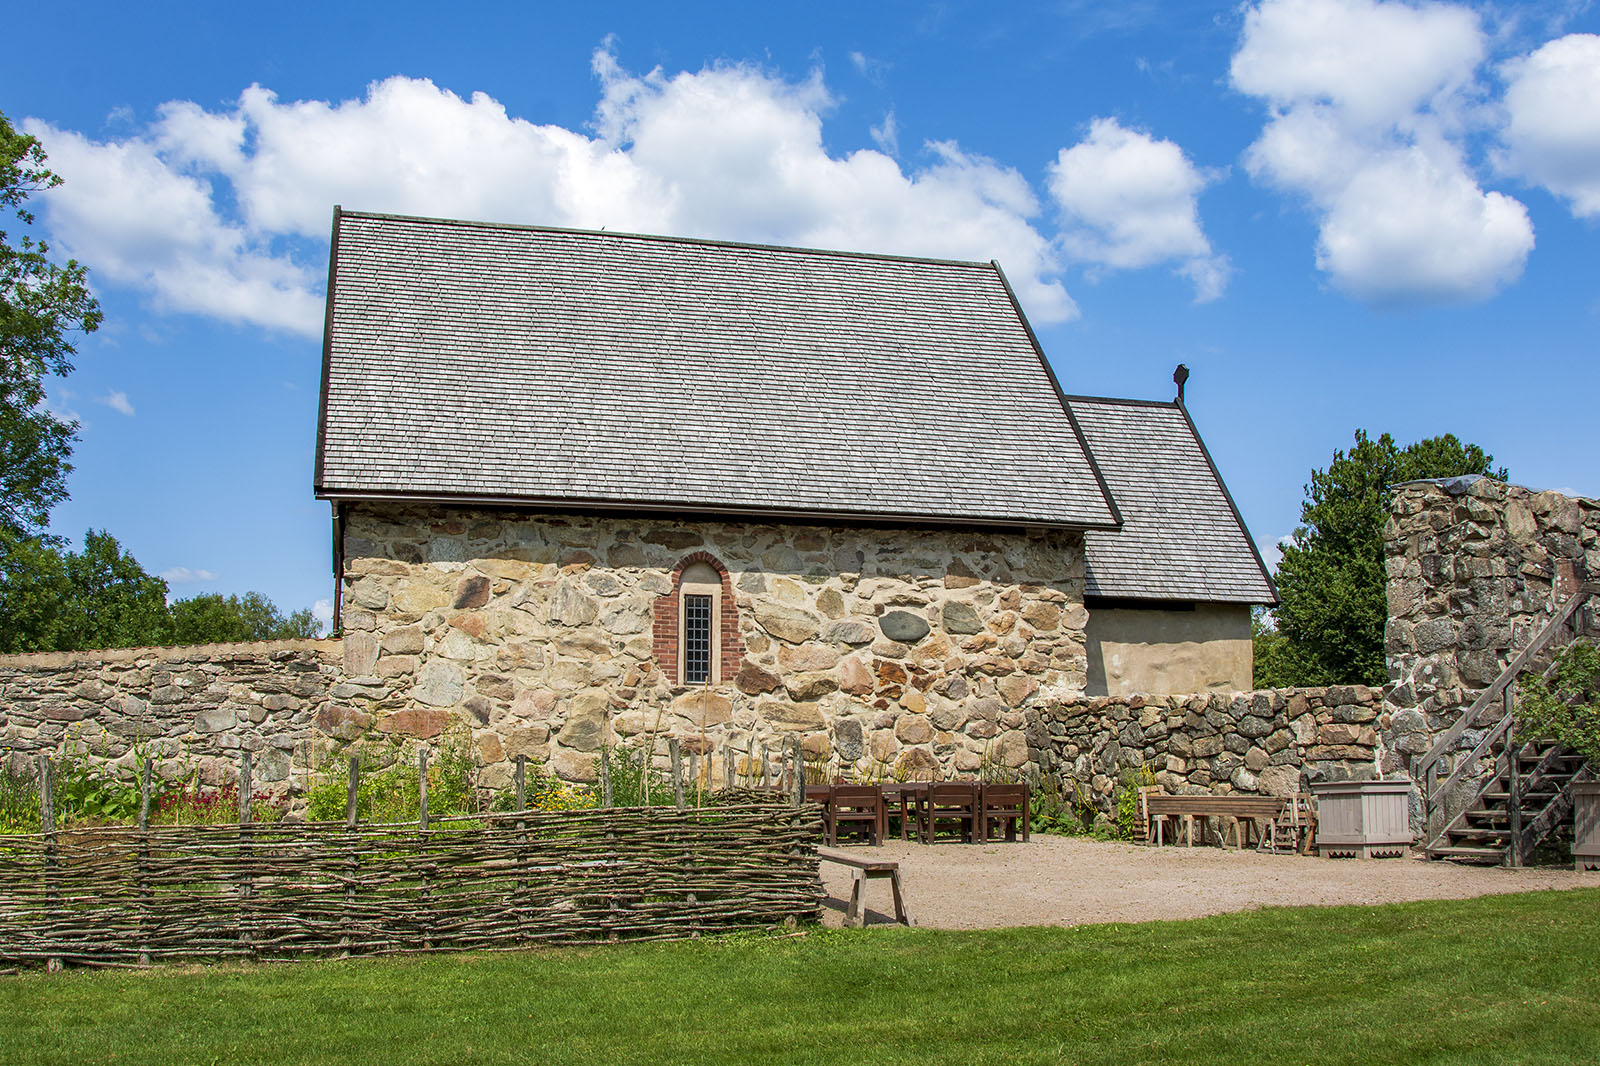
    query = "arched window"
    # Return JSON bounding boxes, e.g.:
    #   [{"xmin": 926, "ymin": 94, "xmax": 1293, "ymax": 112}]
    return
[
  {"xmin": 652, "ymin": 552, "xmax": 744, "ymax": 688},
  {"xmin": 678, "ymin": 561, "xmax": 722, "ymax": 685}
]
